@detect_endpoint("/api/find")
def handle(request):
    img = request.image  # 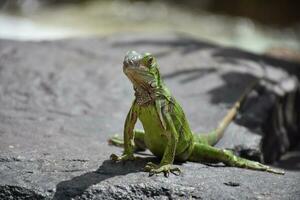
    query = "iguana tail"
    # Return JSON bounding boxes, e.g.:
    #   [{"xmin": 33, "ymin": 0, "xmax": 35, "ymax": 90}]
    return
[{"xmin": 198, "ymin": 80, "xmax": 259, "ymax": 146}]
